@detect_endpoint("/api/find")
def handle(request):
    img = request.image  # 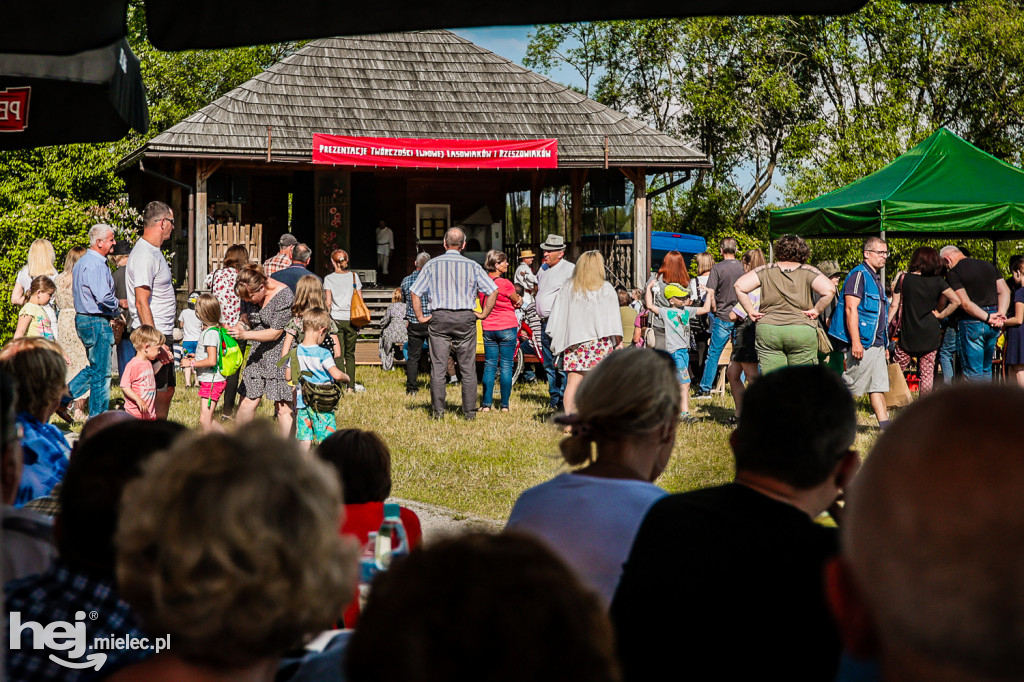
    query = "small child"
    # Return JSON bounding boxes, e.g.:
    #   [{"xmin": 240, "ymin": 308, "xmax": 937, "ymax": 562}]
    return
[
  {"xmin": 13, "ymin": 276, "xmax": 56, "ymax": 341},
  {"xmin": 178, "ymin": 291, "xmax": 202, "ymax": 388},
  {"xmin": 120, "ymin": 326, "xmax": 167, "ymax": 421},
  {"xmin": 281, "ymin": 275, "xmax": 342, "ymax": 359},
  {"xmin": 286, "ymin": 307, "xmax": 350, "ymax": 449},
  {"xmin": 618, "ymin": 288, "xmax": 638, "ymax": 348},
  {"xmin": 645, "ymin": 280, "xmax": 702, "ymax": 423},
  {"xmin": 189, "ymin": 294, "xmax": 226, "ymax": 432}
]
